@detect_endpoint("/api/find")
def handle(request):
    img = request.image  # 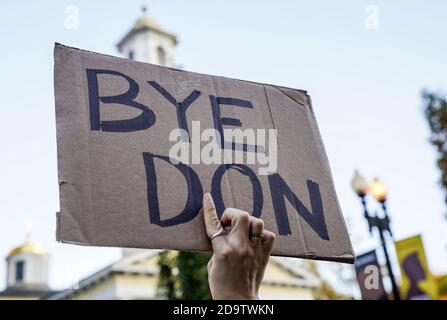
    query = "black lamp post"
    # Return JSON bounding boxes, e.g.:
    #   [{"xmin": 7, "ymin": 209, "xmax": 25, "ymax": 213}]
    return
[{"xmin": 351, "ymin": 171, "xmax": 401, "ymax": 300}]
